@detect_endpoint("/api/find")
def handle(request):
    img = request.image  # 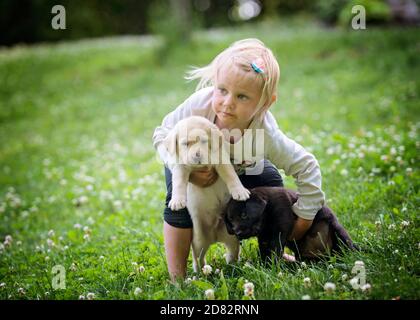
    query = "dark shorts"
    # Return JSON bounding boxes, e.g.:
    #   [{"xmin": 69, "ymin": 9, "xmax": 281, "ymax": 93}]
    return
[{"xmin": 163, "ymin": 160, "xmax": 284, "ymax": 228}]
